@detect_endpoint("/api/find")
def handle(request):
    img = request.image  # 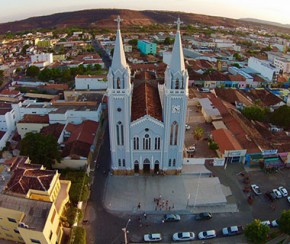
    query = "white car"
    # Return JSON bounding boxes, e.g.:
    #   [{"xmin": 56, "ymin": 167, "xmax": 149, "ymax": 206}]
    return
[
  {"xmin": 172, "ymin": 232, "xmax": 195, "ymax": 241},
  {"xmin": 271, "ymin": 220, "xmax": 279, "ymax": 227},
  {"xmin": 251, "ymin": 184, "xmax": 262, "ymax": 195},
  {"xmin": 222, "ymin": 226, "xmax": 240, "ymax": 236},
  {"xmin": 186, "ymin": 146, "xmax": 196, "ymax": 153},
  {"xmin": 261, "ymin": 220, "xmax": 271, "ymax": 227},
  {"xmin": 278, "ymin": 186, "xmax": 288, "ymax": 197},
  {"xmin": 198, "ymin": 230, "xmax": 216, "ymax": 240},
  {"xmin": 185, "ymin": 124, "xmax": 191, "ymax": 130},
  {"xmin": 273, "ymin": 189, "xmax": 282, "ymax": 198},
  {"xmin": 144, "ymin": 233, "xmax": 162, "ymax": 242},
  {"xmin": 287, "ymin": 196, "xmax": 290, "ymax": 203}
]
